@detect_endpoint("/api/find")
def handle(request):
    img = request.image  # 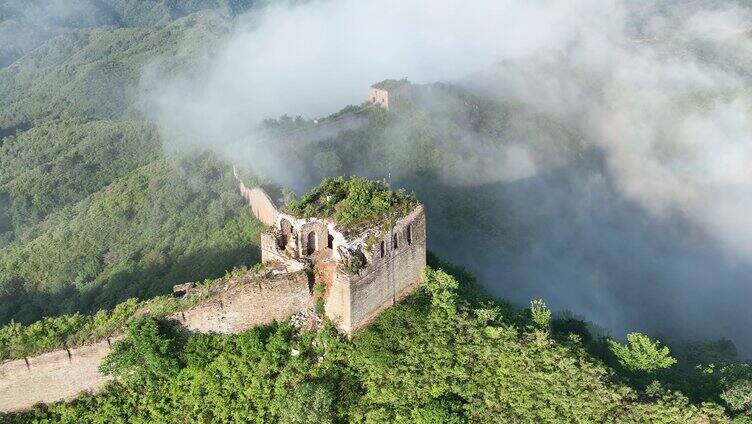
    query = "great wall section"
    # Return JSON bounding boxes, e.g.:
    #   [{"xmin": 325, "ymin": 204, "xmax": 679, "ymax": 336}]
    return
[
  {"xmin": 0, "ymin": 338, "xmax": 115, "ymax": 412},
  {"xmin": 0, "ymin": 84, "xmax": 425, "ymax": 414},
  {"xmin": 0, "ymin": 267, "xmax": 311, "ymax": 412},
  {"xmin": 0, "ymin": 181, "xmax": 426, "ymax": 413}
]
